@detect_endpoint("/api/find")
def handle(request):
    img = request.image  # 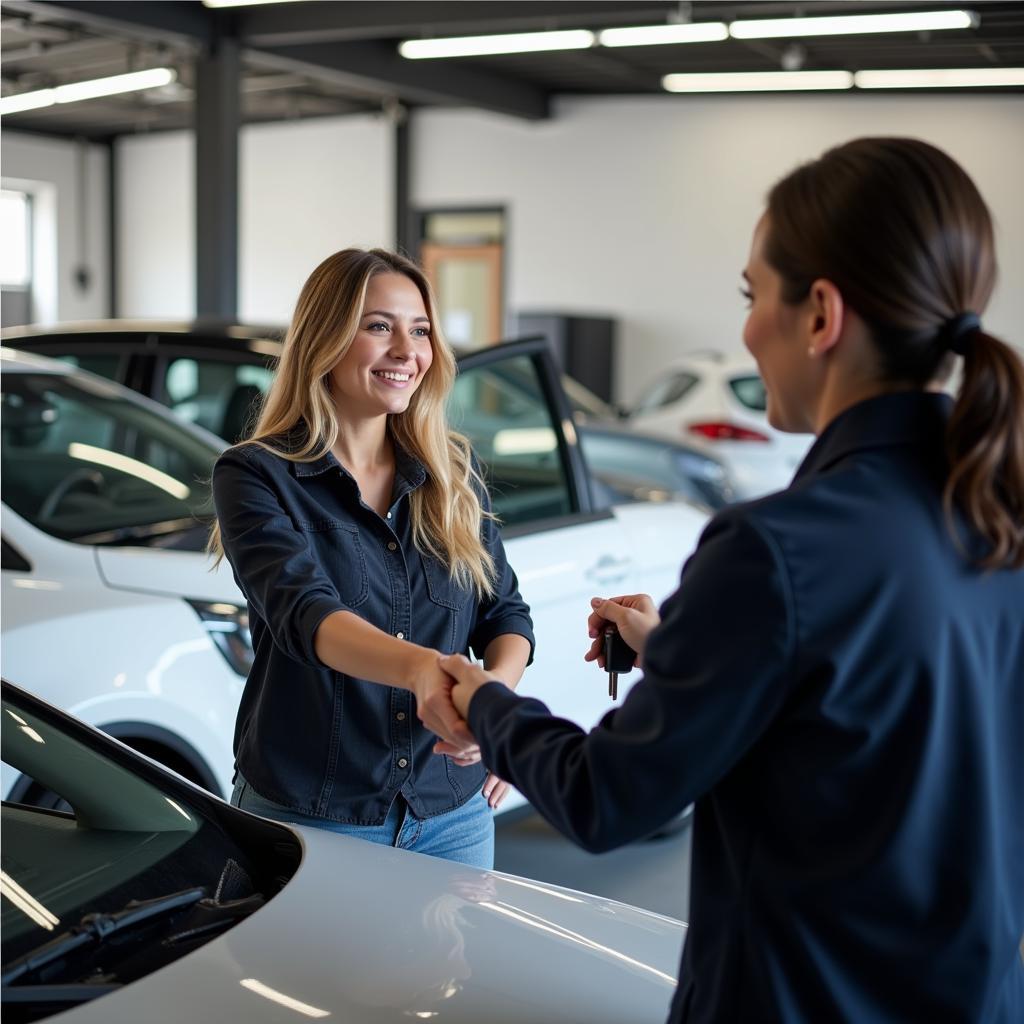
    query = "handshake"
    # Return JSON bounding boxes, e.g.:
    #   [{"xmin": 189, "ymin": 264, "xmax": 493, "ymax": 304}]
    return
[{"xmin": 411, "ymin": 593, "xmax": 660, "ymax": 808}]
